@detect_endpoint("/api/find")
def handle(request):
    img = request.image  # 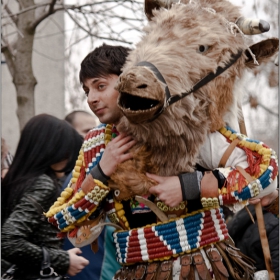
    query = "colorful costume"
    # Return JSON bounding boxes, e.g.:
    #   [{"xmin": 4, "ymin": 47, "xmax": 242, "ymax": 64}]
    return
[{"xmin": 46, "ymin": 124, "xmax": 278, "ymax": 280}]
